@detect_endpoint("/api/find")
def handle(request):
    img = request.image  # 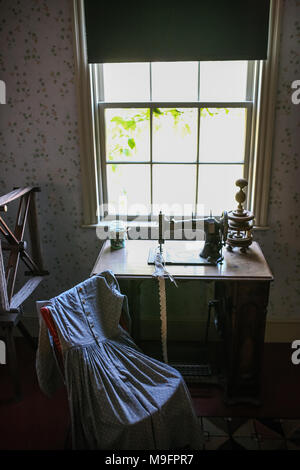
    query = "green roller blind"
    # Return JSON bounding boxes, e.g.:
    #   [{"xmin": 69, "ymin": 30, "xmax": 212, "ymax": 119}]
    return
[{"xmin": 84, "ymin": 0, "xmax": 270, "ymax": 64}]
